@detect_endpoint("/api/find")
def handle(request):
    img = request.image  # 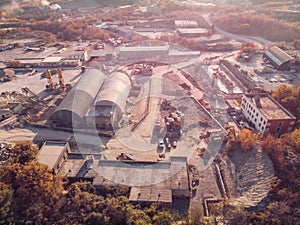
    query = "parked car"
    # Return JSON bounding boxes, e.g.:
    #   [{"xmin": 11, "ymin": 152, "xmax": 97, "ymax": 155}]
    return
[{"xmin": 158, "ymin": 138, "xmax": 164, "ymax": 149}]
